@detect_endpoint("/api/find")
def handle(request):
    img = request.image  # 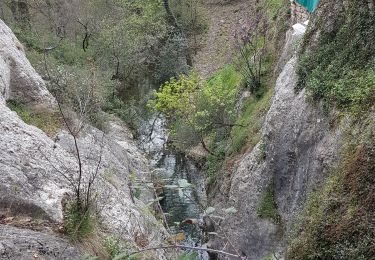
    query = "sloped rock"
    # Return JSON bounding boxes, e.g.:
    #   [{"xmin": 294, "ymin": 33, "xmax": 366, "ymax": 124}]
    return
[
  {"xmin": 0, "ymin": 19, "xmax": 55, "ymax": 108},
  {"xmin": 210, "ymin": 23, "xmax": 342, "ymax": 259},
  {"xmin": 0, "ymin": 19, "xmax": 167, "ymax": 258},
  {"xmin": 0, "ymin": 100, "xmax": 167, "ymax": 250},
  {"xmin": 0, "ymin": 225, "xmax": 80, "ymax": 260}
]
